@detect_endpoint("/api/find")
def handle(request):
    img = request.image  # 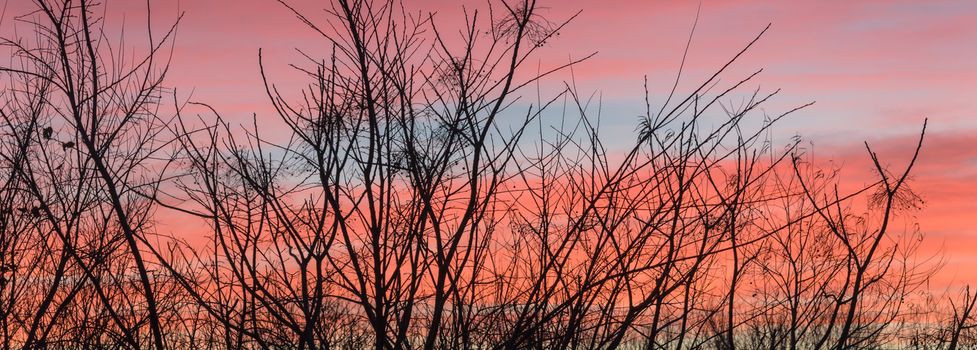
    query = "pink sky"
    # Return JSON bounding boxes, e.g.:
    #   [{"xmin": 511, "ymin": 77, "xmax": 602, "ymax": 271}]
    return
[{"xmin": 3, "ymin": 0, "xmax": 975, "ymax": 286}]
